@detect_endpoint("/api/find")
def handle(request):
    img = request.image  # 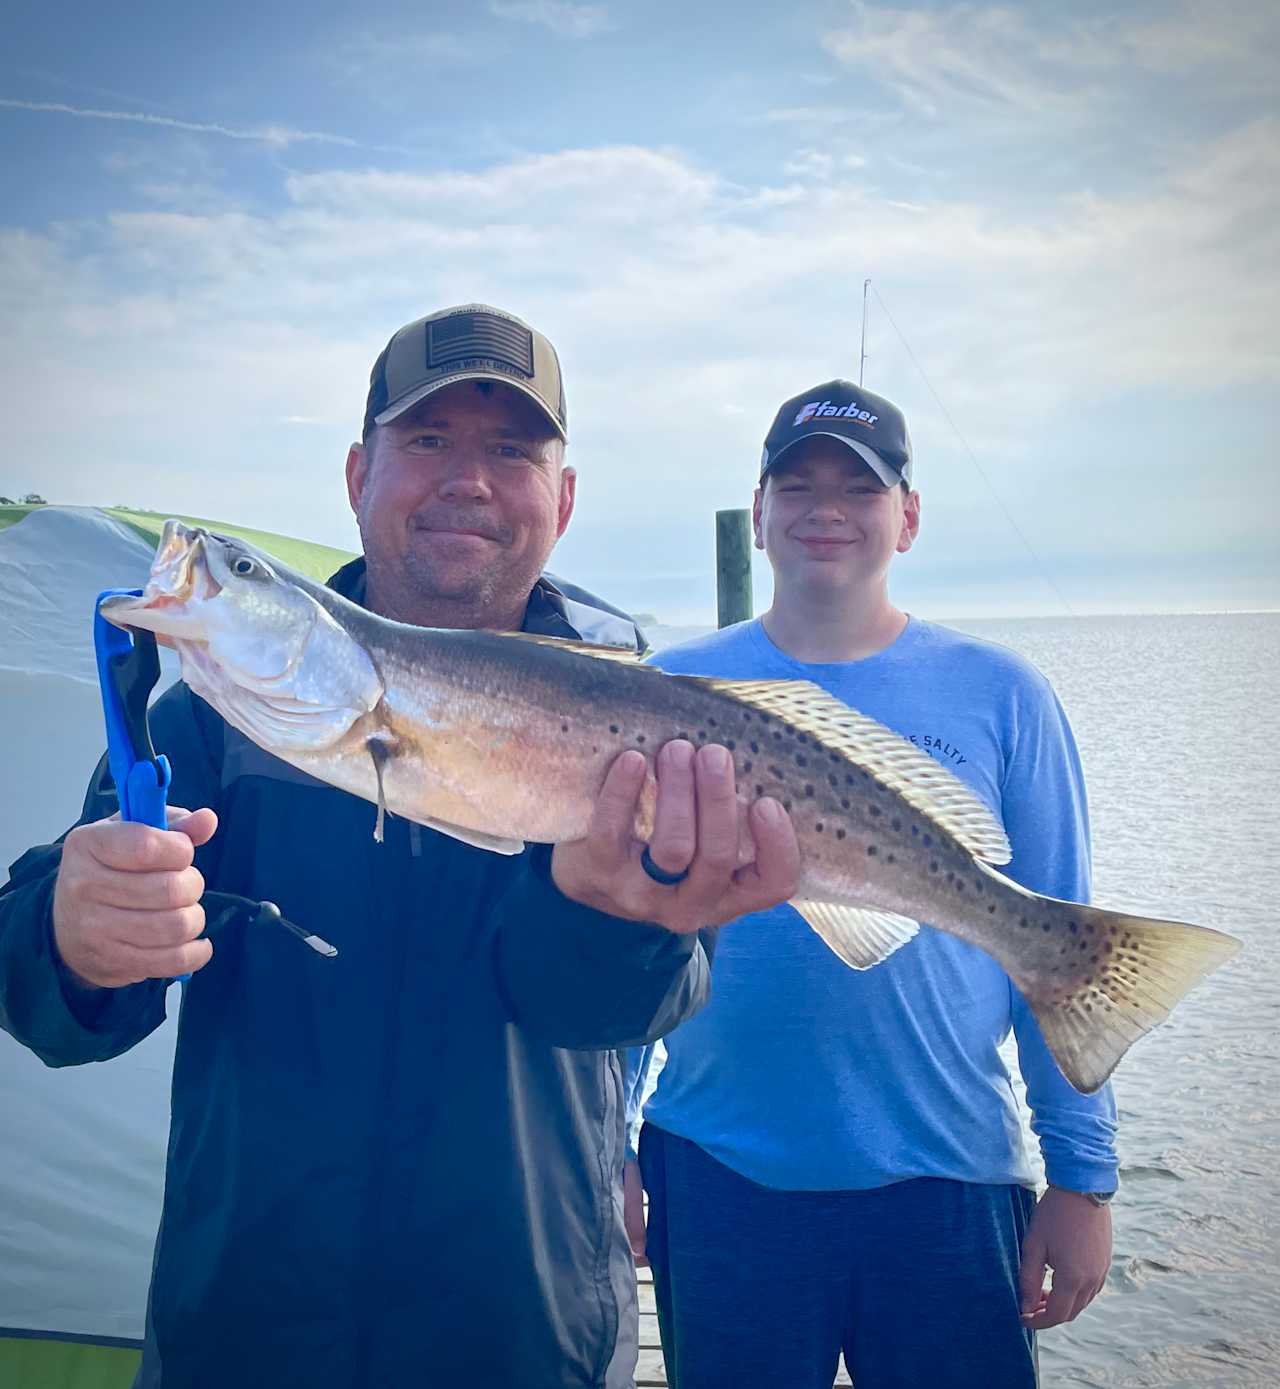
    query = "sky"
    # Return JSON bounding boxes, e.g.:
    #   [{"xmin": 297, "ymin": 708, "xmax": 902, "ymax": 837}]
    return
[{"xmin": 2, "ymin": 0, "xmax": 1277, "ymax": 623}]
